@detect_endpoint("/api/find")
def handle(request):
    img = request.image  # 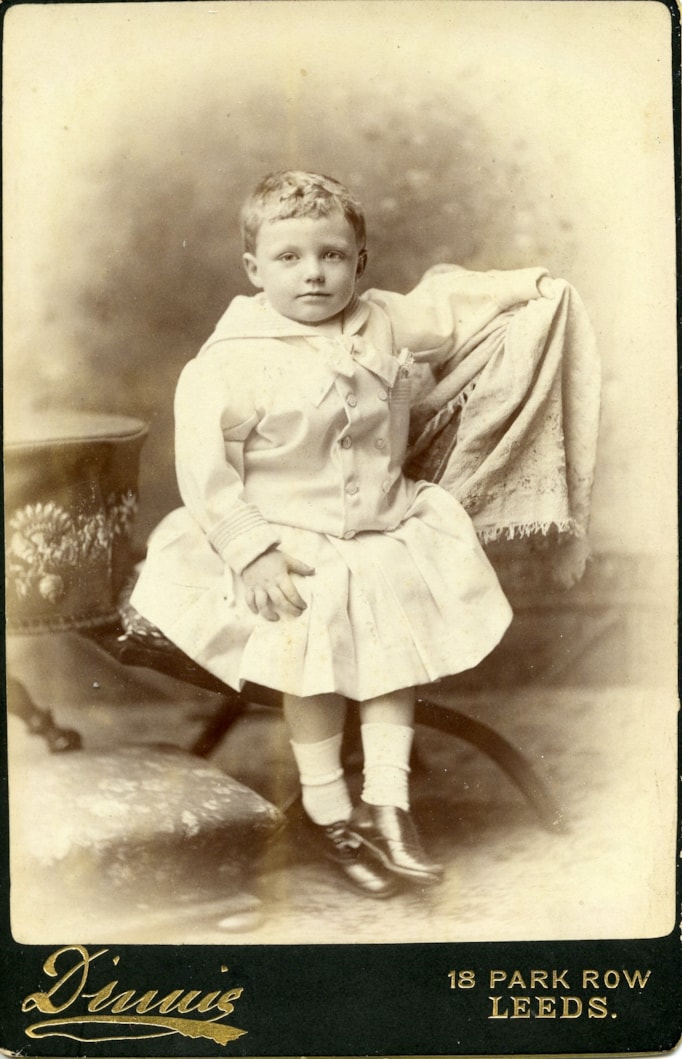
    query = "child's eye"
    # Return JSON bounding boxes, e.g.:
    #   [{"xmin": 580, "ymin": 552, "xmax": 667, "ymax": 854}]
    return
[
  {"xmin": 278, "ymin": 252, "xmax": 298, "ymax": 263},
  {"xmin": 325, "ymin": 250, "xmax": 345, "ymax": 261}
]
